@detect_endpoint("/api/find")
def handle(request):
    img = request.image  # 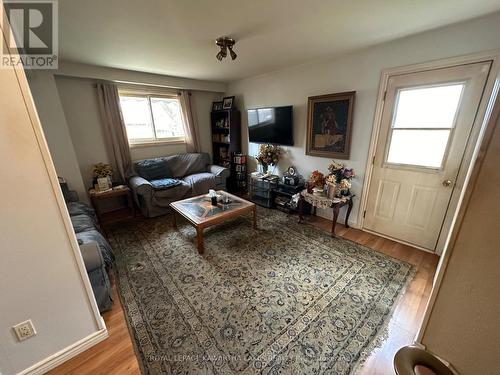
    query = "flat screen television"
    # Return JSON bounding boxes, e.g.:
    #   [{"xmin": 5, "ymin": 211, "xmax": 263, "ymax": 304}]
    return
[{"xmin": 247, "ymin": 106, "xmax": 293, "ymax": 145}]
